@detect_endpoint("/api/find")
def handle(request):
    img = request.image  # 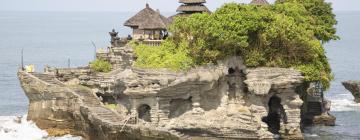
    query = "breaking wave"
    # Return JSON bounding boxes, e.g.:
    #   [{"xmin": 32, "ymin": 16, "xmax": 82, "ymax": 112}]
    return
[
  {"xmin": 0, "ymin": 115, "xmax": 82, "ymax": 140},
  {"xmin": 330, "ymin": 99, "xmax": 360, "ymax": 112}
]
